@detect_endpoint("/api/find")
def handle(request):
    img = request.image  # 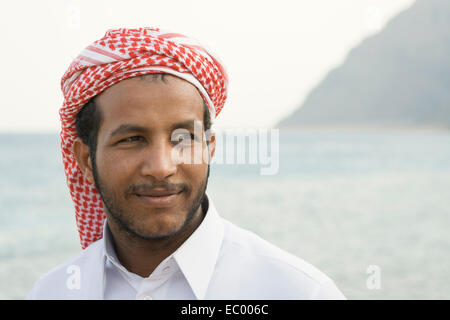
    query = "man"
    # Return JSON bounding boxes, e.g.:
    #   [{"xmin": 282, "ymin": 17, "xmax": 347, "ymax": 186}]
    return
[{"xmin": 28, "ymin": 27, "xmax": 346, "ymax": 300}]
